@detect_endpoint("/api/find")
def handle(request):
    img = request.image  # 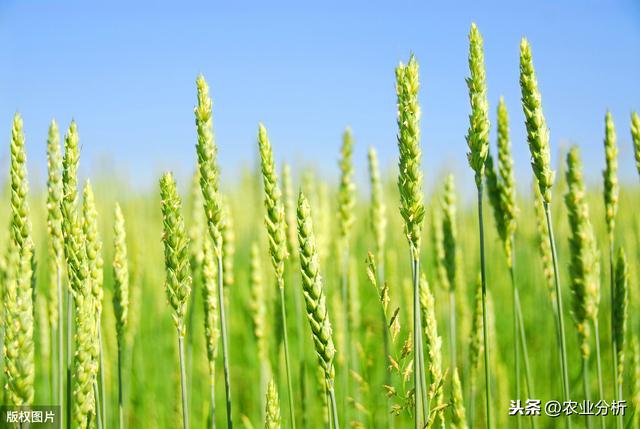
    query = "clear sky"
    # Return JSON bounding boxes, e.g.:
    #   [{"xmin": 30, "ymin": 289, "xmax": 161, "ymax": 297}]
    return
[{"xmin": 1, "ymin": 1, "xmax": 638, "ymax": 195}]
